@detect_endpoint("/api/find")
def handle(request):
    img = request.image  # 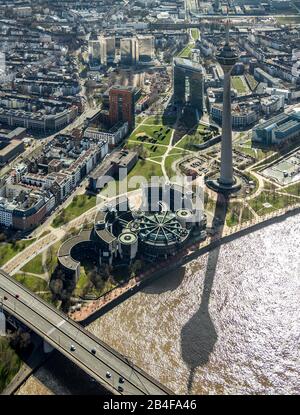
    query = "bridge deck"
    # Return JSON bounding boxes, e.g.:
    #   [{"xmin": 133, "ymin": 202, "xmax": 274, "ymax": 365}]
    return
[{"xmin": 0, "ymin": 269, "xmax": 171, "ymax": 395}]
